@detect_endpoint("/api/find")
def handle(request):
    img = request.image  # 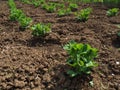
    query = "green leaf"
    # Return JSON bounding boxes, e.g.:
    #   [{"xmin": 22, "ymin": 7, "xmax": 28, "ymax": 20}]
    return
[
  {"xmin": 79, "ymin": 60, "xmax": 84, "ymax": 66},
  {"xmin": 67, "ymin": 70, "xmax": 78, "ymax": 77}
]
